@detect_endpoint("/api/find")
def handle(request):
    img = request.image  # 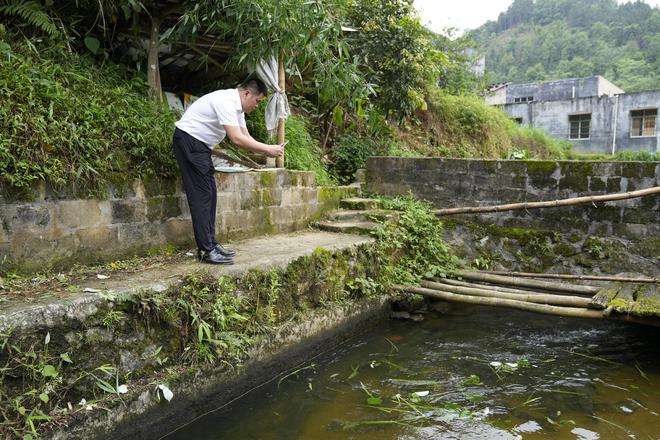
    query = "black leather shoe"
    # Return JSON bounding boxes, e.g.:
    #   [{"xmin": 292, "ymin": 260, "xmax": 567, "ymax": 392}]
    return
[
  {"xmin": 201, "ymin": 248, "xmax": 234, "ymax": 265},
  {"xmin": 214, "ymin": 243, "xmax": 236, "ymax": 257}
]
